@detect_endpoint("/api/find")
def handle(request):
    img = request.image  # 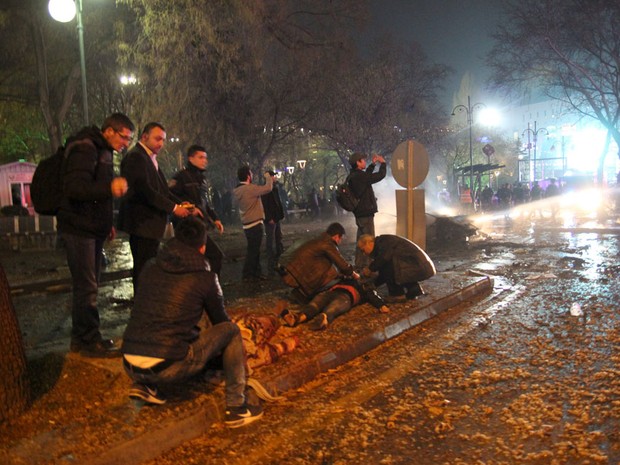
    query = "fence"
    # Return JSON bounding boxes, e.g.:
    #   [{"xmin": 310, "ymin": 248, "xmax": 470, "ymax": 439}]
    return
[{"xmin": 0, "ymin": 215, "xmax": 57, "ymax": 250}]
